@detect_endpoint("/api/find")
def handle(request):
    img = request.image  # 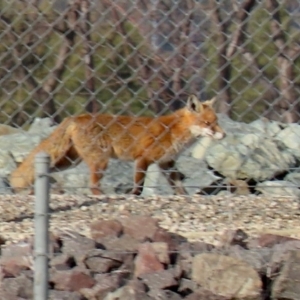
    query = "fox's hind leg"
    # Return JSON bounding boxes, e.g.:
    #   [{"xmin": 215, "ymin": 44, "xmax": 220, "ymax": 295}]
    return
[
  {"xmin": 80, "ymin": 155, "xmax": 109, "ymax": 195},
  {"xmin": 72, "ymin": 144, "xmax": 109, "ymax": 195},
  {"xmin": 130, "ymin": 157, "xmax": 150, "ymax": 195},
  {"xmin": 88, "ymin": 159, "xmax": 109, "ymax": 195},
  {"xmin": 159, "ymin": 160, "xmax": 187, "ymax": 195}
]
